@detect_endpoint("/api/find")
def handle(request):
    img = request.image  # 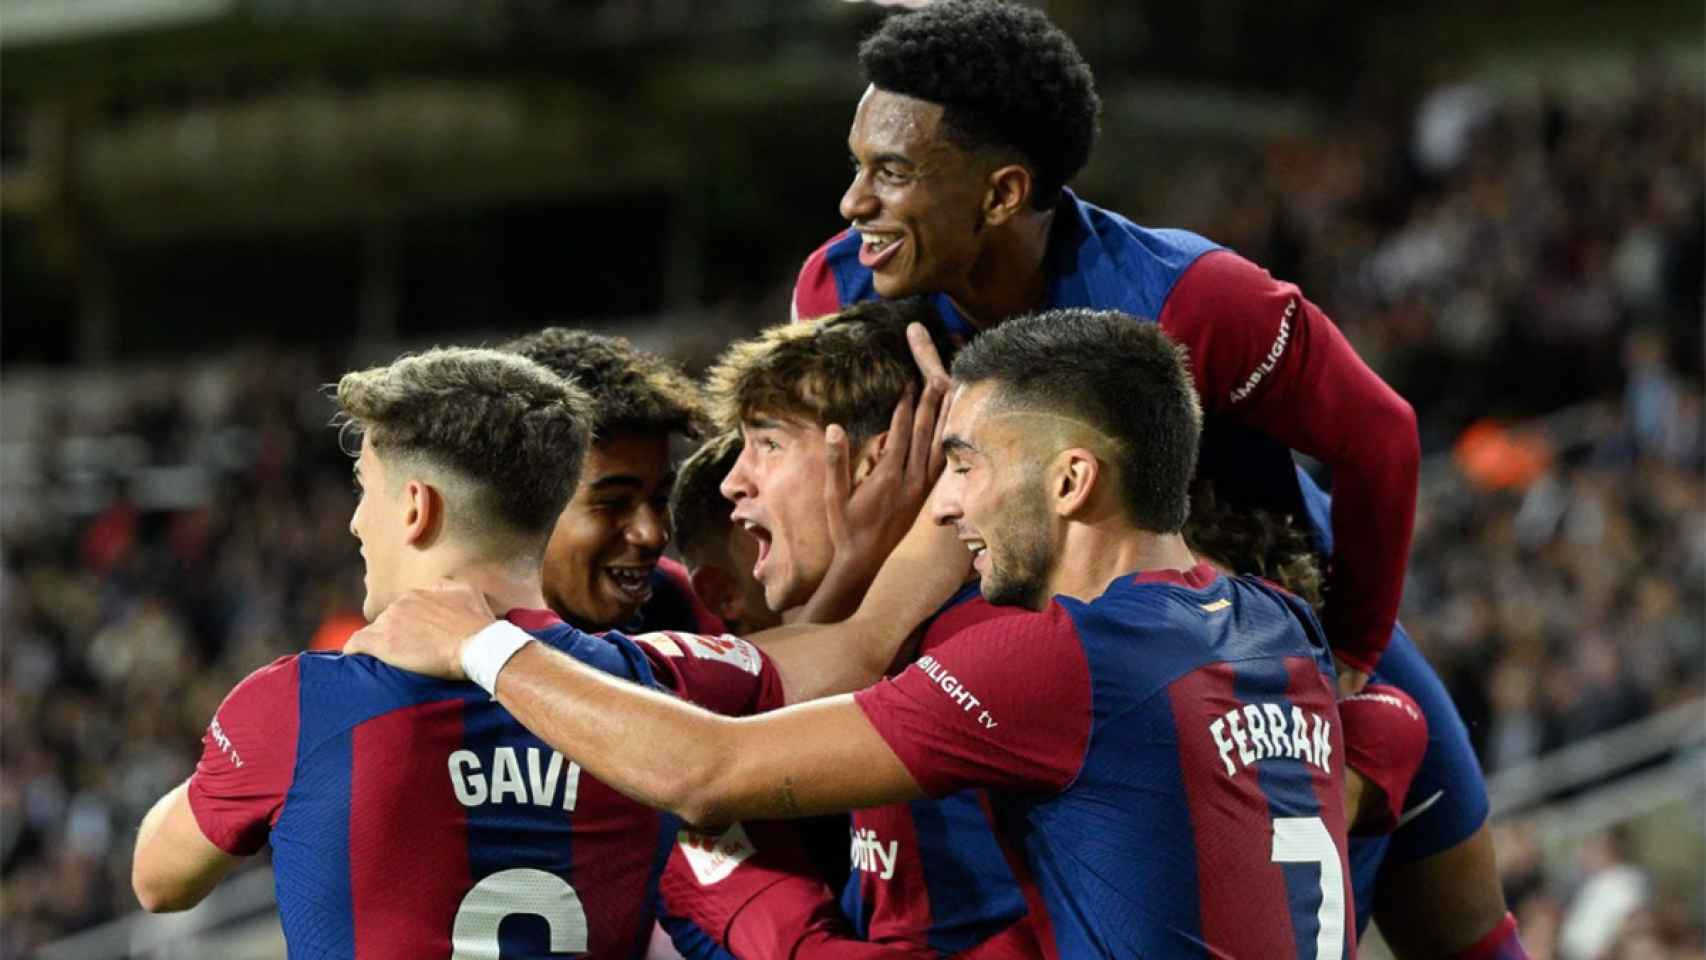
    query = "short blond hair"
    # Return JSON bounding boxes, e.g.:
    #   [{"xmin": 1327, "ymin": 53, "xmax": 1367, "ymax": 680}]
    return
[
  {"xmin": 705, "ymin": 298, "xmax": 948, "ymax": 447},
  {"xmin": 336, "ymin": 347, "xmax": 594, "ymax": 553}
]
